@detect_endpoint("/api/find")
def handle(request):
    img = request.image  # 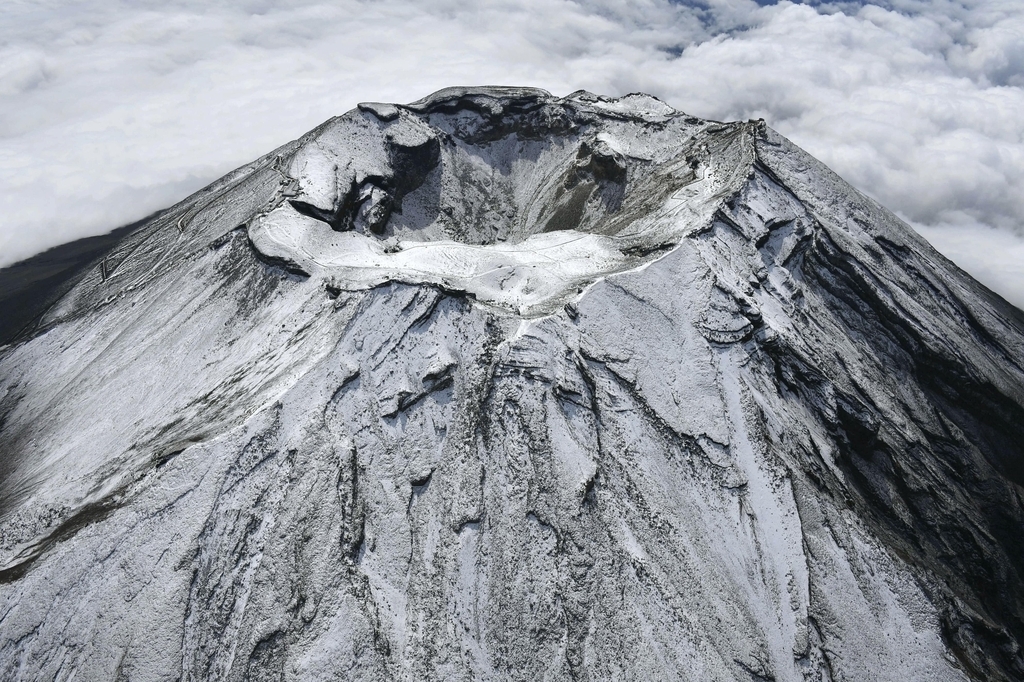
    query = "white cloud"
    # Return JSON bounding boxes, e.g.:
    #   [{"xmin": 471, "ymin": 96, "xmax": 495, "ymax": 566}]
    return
[{"xmin": 1, "ymin": 0, "xmax": 1022, "ymax": 307}]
